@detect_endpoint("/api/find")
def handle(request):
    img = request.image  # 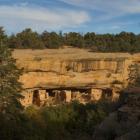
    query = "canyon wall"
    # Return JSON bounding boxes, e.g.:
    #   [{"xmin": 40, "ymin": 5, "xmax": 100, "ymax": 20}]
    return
[{"xmin": 13, "ymin": 48, "xmax": 140, "ymax": 106}]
